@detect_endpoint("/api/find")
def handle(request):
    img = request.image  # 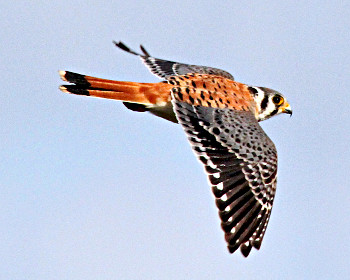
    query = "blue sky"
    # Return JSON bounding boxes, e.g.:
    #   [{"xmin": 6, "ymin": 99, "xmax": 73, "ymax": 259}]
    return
[{"xmin": 1, "ymin": 1, "xmax": 350, "ymax": 279}]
